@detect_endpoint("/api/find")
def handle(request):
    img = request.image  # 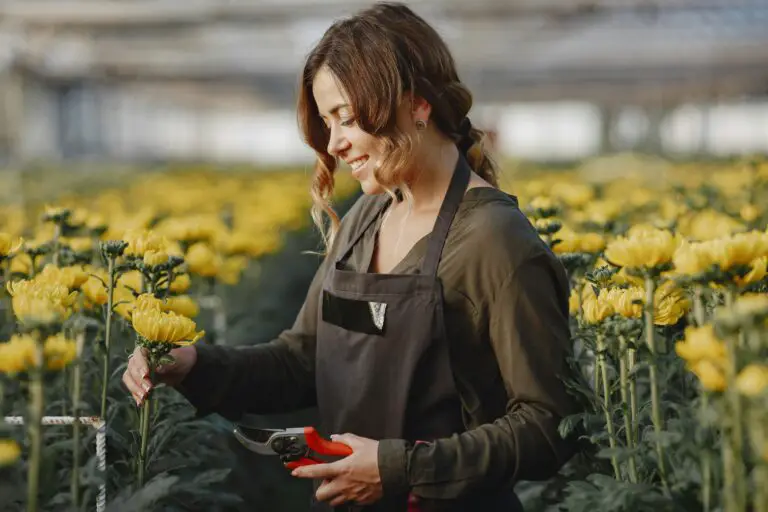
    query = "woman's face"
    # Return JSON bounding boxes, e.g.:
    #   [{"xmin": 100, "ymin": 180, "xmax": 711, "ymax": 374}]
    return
[{"xmin": 313, "ymin": 65, "xmax": 413, "ymax": 195}]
